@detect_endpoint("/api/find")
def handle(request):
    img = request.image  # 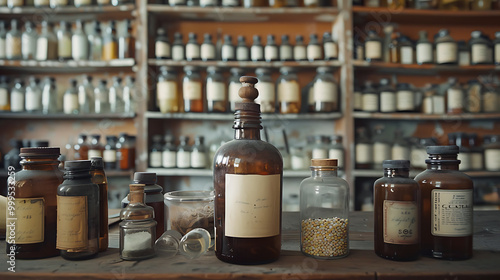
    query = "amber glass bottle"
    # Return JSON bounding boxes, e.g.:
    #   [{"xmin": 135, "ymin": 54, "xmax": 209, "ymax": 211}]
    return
[
  {"xmin": 90, "ymin": 157, "xmax": 109, "ymax": 252},
  {"xmin": 214, "ymin": 76, "xmax": 283, "ymax": 265},
  {"xmin": 374, "ymin": 160, "xmax": 419, "ymax": 261},
  {"xmin": 7, "ymin": 147, "xmax": 63, "ymax": 259},
  {"xmin": 414, "ymin": 145, "xmax": 473, "ymax": 260}
]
